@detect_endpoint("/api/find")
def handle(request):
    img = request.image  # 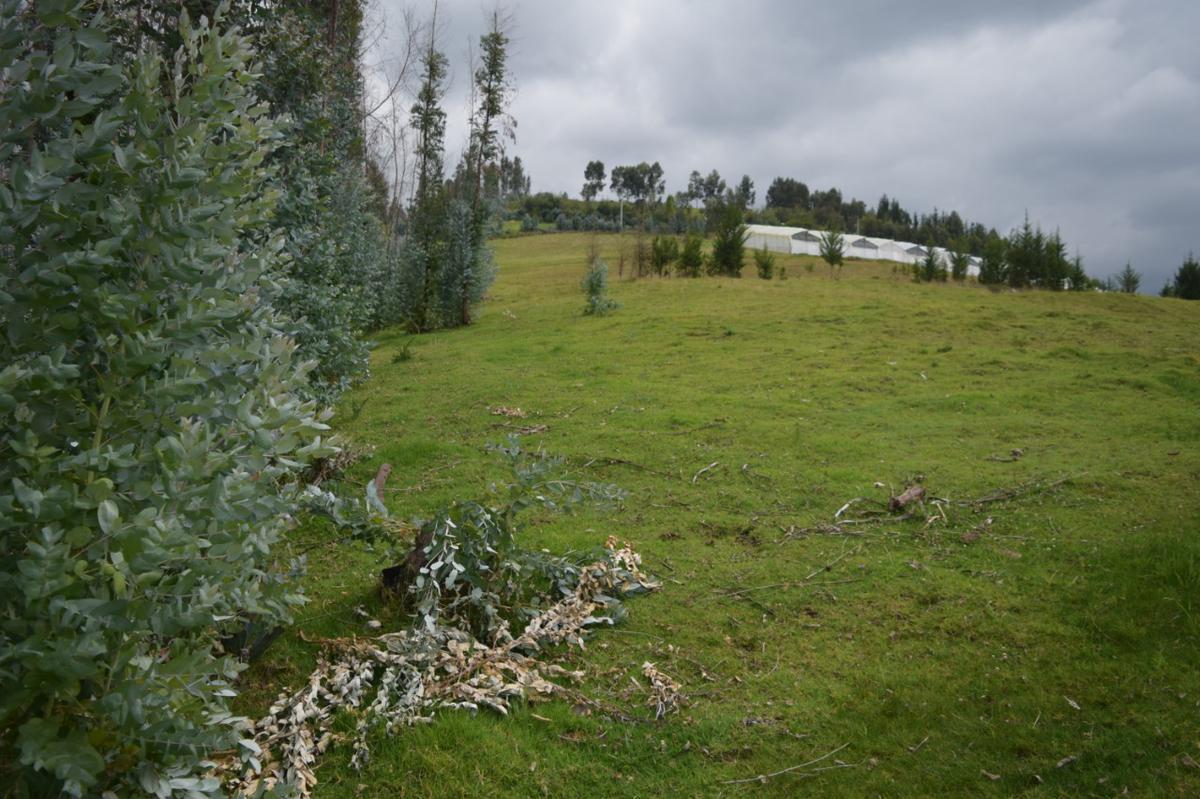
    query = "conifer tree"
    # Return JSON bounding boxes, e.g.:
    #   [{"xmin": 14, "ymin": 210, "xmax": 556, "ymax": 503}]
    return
[
  {"xmin": 820, "ymin": 228, "xmax": 845, "ymax": 279},
  {"xmin": 1117, "ymin": 262, "xmax": 1141, "ymax": 294},
  {"xmin": 1165, "ymin": 253, "xmax": 1200, "ymax": 299}
]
